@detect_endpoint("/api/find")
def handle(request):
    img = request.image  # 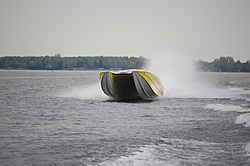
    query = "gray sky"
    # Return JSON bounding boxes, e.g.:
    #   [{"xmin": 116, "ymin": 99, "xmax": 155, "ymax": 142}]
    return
[{"xmin": 1, "ymin": 0, "xmax": 249, "ymax": 62}]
